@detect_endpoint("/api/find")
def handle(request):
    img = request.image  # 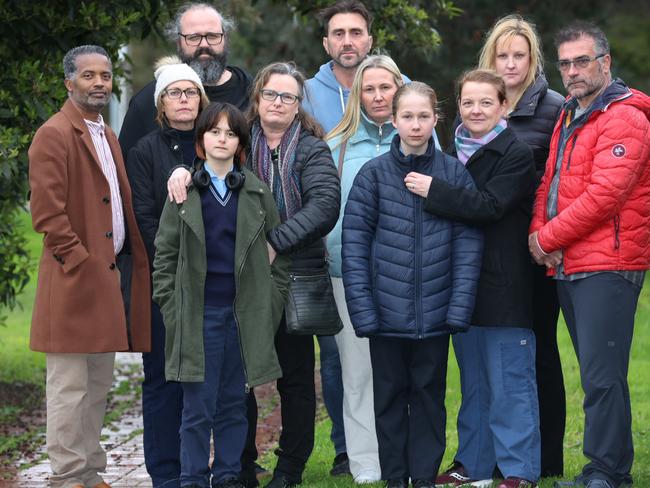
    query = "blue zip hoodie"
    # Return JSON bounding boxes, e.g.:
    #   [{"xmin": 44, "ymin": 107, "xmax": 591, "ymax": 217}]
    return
[
  {"xmin": 304, "ymin": 61, "xmax": 351, "ymax": 134},
  {"xmin": 327, "ymin": 112, "xmax": 396, "ymax": 277}
]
